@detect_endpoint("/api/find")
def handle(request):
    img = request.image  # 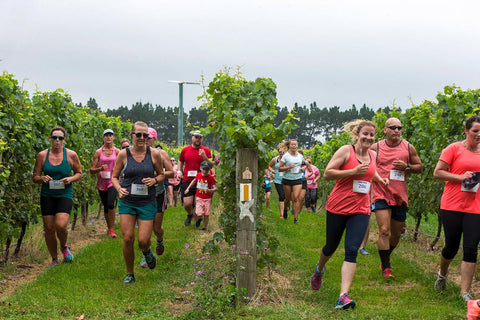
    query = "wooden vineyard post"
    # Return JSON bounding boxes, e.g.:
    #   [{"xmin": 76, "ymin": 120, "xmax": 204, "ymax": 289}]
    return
[{"xmin": 236, "ymin": 148, "xmax": 258, "ymax": 301}]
